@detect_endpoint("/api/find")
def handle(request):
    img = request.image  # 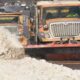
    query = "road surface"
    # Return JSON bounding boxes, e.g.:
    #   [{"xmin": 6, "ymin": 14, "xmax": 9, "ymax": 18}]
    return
[{"xmin": 49, "ymin": 61, "xmax": 80, "ymax": 69}]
